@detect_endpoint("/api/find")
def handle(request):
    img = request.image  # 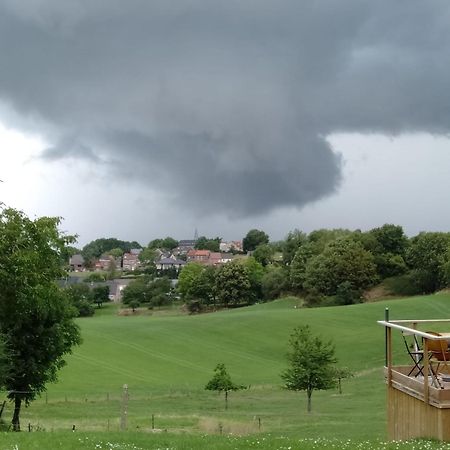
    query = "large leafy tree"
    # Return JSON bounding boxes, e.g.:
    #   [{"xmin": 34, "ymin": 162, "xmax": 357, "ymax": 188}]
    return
[
  {"xmin": 252, "ymin": 243, "xmax": 275, "ymax": 267},
  {"xmin": 289, "ymin": 242, "xmax": 317, "ymax": 293},
  {"xmin": 303, "ymin": 238, "xmax": 378, "ymax": 296},
  {"xmin": 406, "ymin": 232, "xmax": 450, "ymax": 293},
  {"xmin": 281, "ymin": 325, "xmax": 337, "ymax": 413},
  {"xmin": 177, "ymin": 263, "xmax": 204, "ymax": 300},
  {"xmin": 282, "ymin": 229, "xmax": 307, "ymax": 265},
  {"xmin": 215, "ymin": 261, "xmax": 251, "ymax": 306},
  {"xmin": 242, "ymin": 229, "xmax": 269, "ymax": 252},
  {"xmin": 0, "ymin": 208, "xmax": 81, "ymax": 430}
]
